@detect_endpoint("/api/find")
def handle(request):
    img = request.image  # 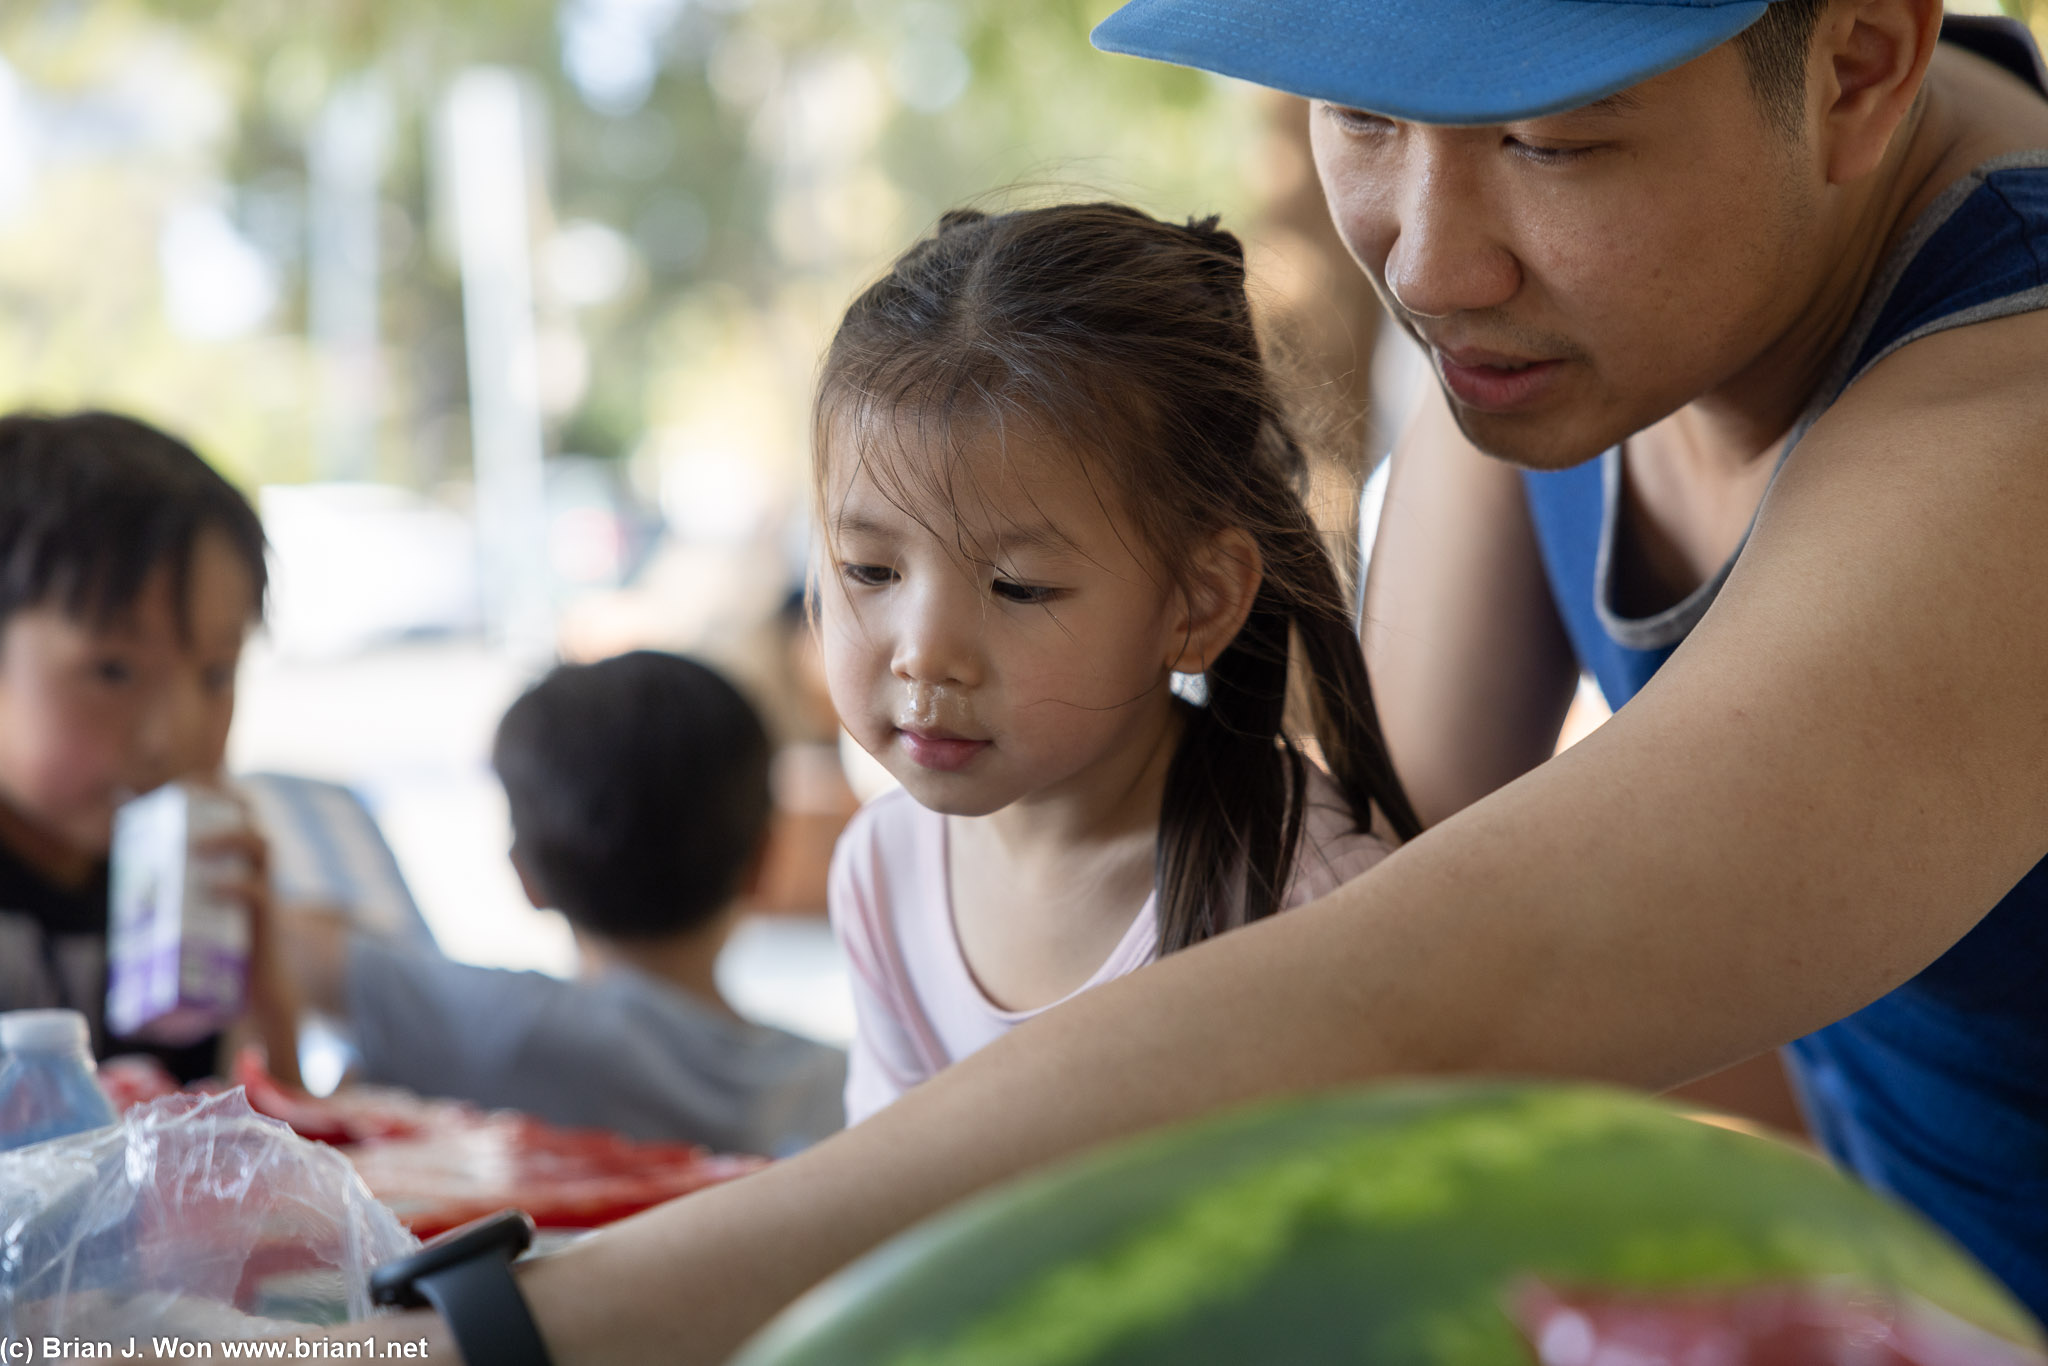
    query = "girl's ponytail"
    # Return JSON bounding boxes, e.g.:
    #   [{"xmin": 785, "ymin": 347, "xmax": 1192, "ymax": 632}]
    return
[
  {"xmin": 1155, "ymin": 576, "xmax": 1304, "ymax": 951},
  {"xmin": 1153, "ymin": 419, "xmax": 1420, "ymax": 955}
]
